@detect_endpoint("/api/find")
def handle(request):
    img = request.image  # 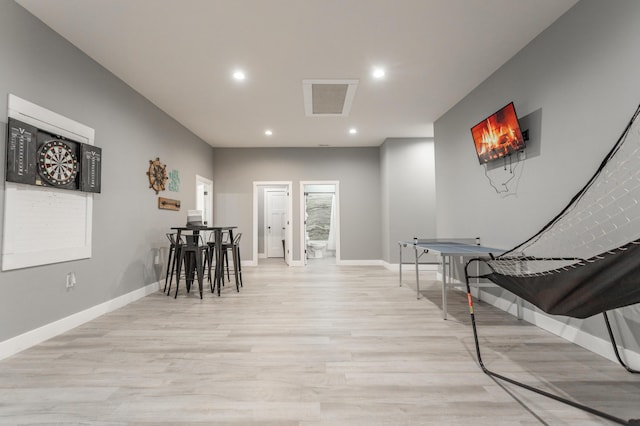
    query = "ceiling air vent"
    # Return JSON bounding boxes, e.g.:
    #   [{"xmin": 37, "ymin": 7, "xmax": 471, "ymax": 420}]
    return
[{"xmin": 302, "ymin": 79, "xmax": 359, "ymax": 117}]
